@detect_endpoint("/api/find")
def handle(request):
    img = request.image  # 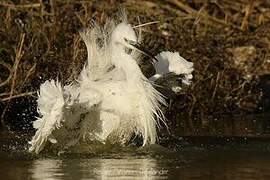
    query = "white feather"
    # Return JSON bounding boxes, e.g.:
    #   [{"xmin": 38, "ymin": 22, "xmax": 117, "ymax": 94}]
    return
[
  {"xmin": 30, "ymin": 80, "xmax": 65, "ymax": 153},
  {"xmin": 150, "ymin": 51, "xmax": 194, "ymax": 85},
  {"xmin": 29, "ymin": 17, "xmax": 167, "ymax": 154}
]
